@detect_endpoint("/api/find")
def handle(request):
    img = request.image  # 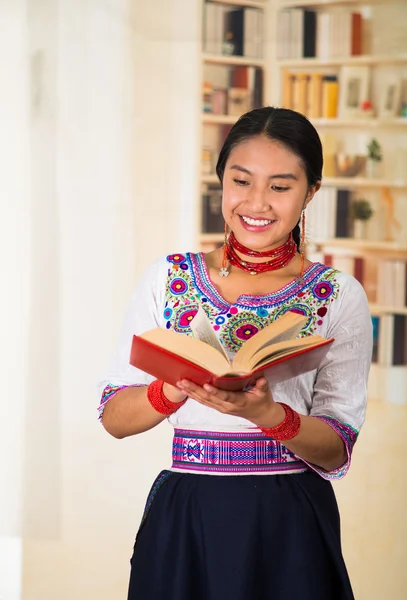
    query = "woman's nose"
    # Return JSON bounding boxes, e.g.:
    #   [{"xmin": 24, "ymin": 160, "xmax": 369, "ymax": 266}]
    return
[{"xmin": 245, "ymin": 186, "xmax": 270, "ymax": 213}]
